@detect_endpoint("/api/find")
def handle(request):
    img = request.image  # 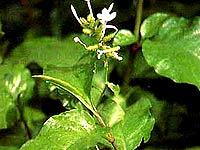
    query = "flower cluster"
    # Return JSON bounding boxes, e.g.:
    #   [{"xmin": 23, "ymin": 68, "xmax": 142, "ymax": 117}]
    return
[{"xmin": 71, "ymin": 0, "xmax": 122, "ymax": 61}]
